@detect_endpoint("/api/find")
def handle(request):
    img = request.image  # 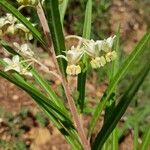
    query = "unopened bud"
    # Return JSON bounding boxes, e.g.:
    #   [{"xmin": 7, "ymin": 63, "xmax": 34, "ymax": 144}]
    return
[
  {"xmin": 66, "ymin": 65, "xmax": 81, "ymax": 75},
  {"xmin": 90, "ymin": 56, "xmax": 106, "ymax": 69},
  {"xmin": 105, "ymin": 51, "xmax": 117, "ymax": 62}
]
